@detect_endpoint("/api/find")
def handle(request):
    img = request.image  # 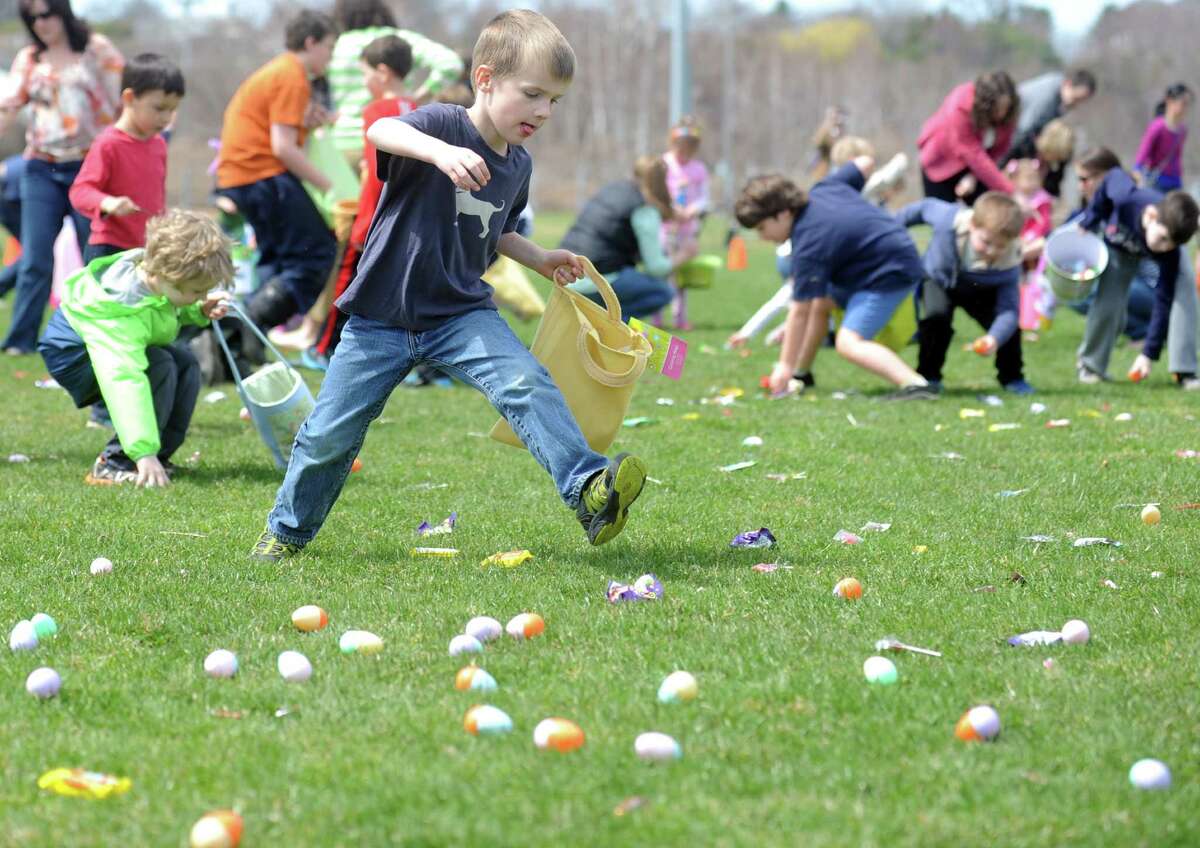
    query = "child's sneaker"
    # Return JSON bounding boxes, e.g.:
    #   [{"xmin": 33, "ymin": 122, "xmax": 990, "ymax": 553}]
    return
[
  {"xmin": 84, "ymin": 456, "xmax": 137, "ymax": 486},
  {"xmin": 250, "ymin": 527, "xmax": 302, "ymax": 562},
  {"xmin": 576, "ymin": 453, "xmax": 647, "ymax": 546},
  {"xmin": 1002, "ymin": 379, "xmax": 1036, "ymax": 395},
  {"xmin": 1077, "ymin": 365, "xmax": 1104, "ymax": 385},
  {"xmin": 86, "ymin": 404, "xmax": 113, "ymax": 430},
  {"xmin": 881, "ymin": 383, "xmax": 939, "ymax": 401},
  {"xmin": 1173, "ymin": 373, "xmax": 1200, "ymax": 391}
]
